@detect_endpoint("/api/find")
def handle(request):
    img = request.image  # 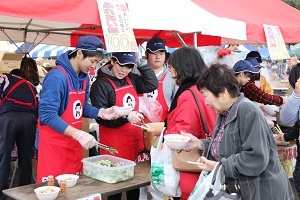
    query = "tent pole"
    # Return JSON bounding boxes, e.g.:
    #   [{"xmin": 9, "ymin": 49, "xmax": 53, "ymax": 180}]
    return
[
  {"xmin": 193, "ymin": 32, "xmax": 197, "ymax": 47},
  {"xmin": 23, "ymin": 19, "xmax": 33, "ymax": 53},
  {"xmin": 171, "ymin": 31, "xmax": 186, "ymax": 46},
  {"xmin": 0, "ymin": 29, "xmax": 24, "ymax": 53}
]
